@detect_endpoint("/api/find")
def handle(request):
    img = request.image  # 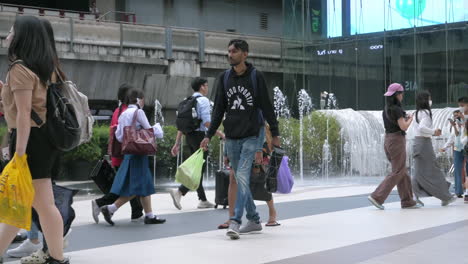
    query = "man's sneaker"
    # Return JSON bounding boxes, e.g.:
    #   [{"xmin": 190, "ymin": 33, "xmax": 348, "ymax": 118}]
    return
[
  {"xmin": 44, "ymin": 256, "xmax": 69, "ymax": 264},
  {"xmin": 239, "ymin": 220, "xmax": 263, "ymax": 234},
  {"xmin": 7, "ymin": 239, "xmax": 42, "ymax": 258},
  {"xmin": 144, "ymin": 216, "xmax": 166, "ymax": 225},
  {"xmin": 464, "ymin": 195, "xmax": 468, "ymax": 203},
  {"xmin": 368, "ymin": 196, "xmax": 385, "ymax": 210},
  {"xmin": 442, "ymin": 195, "xmax": 457, "ymax": 206},
  {"xmin": 101, "ymin": 206, "xmax": 115, "ymax": 226},
  {"xmin": 226, "ymin": 221, "xmax": 241, "ymax": 240},
  {"xmin": 20, "ymin": 249, "xmax": 49, "ymax": 264},
  {"xmin": 197, "ymin": 200, "xmax": 215, "ymax": 209},
  {"xmin": 91, "ymin": 200, "xmax": 100, "ymax": 224},
  {"xmin": 169, "ymin": 189, "xmax": 182, "ymax": 210},
  {"xmin": 13, "ymin": 232, "xmax": 28, "ymax": 243}
]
